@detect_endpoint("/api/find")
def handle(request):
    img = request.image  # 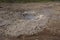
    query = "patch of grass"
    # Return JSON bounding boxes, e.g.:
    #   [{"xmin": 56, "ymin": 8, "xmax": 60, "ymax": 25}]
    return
[{"xmin": 0, "ymin": 0, "xmax": 60, "ymax": 3}]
